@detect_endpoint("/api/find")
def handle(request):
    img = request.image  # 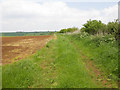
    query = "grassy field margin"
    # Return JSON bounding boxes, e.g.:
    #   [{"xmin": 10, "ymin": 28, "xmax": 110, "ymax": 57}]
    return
[{"xmin": 2, "ymin": 34, "xmax": 117, "ymax": 88}]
